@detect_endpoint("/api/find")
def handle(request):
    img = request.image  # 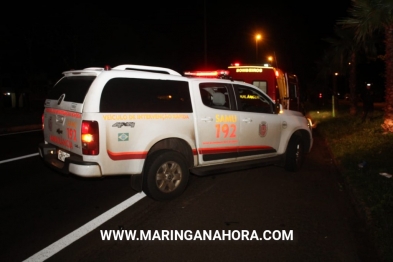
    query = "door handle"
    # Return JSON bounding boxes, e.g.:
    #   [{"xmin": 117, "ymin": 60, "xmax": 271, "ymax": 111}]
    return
[
  {"xmin": 242, "ymin": 118, "xmax": 252, "ymax": 123},
  {"xmin": 201, "ymin": 117, "xmax": 213, "ymax": 122}
]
